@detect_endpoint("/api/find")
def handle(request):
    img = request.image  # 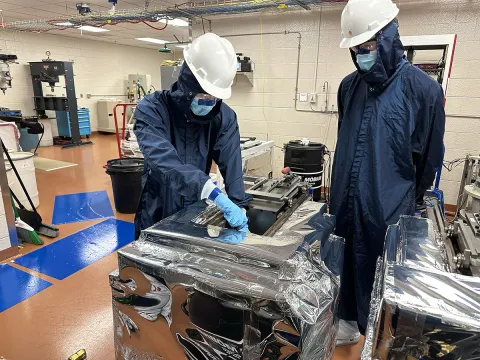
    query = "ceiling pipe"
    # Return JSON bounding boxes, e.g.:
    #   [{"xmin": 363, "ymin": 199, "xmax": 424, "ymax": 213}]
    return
[{"xmin": 3, "ymin": 0, "xmax": 350, "ymax": 32}]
